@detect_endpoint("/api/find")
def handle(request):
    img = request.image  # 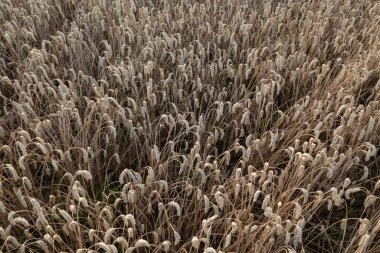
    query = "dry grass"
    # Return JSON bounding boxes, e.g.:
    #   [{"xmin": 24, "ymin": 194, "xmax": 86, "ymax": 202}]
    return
[{"xmin": 0, "ymin": 0, "xmax": 380, "ymax": 252}]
